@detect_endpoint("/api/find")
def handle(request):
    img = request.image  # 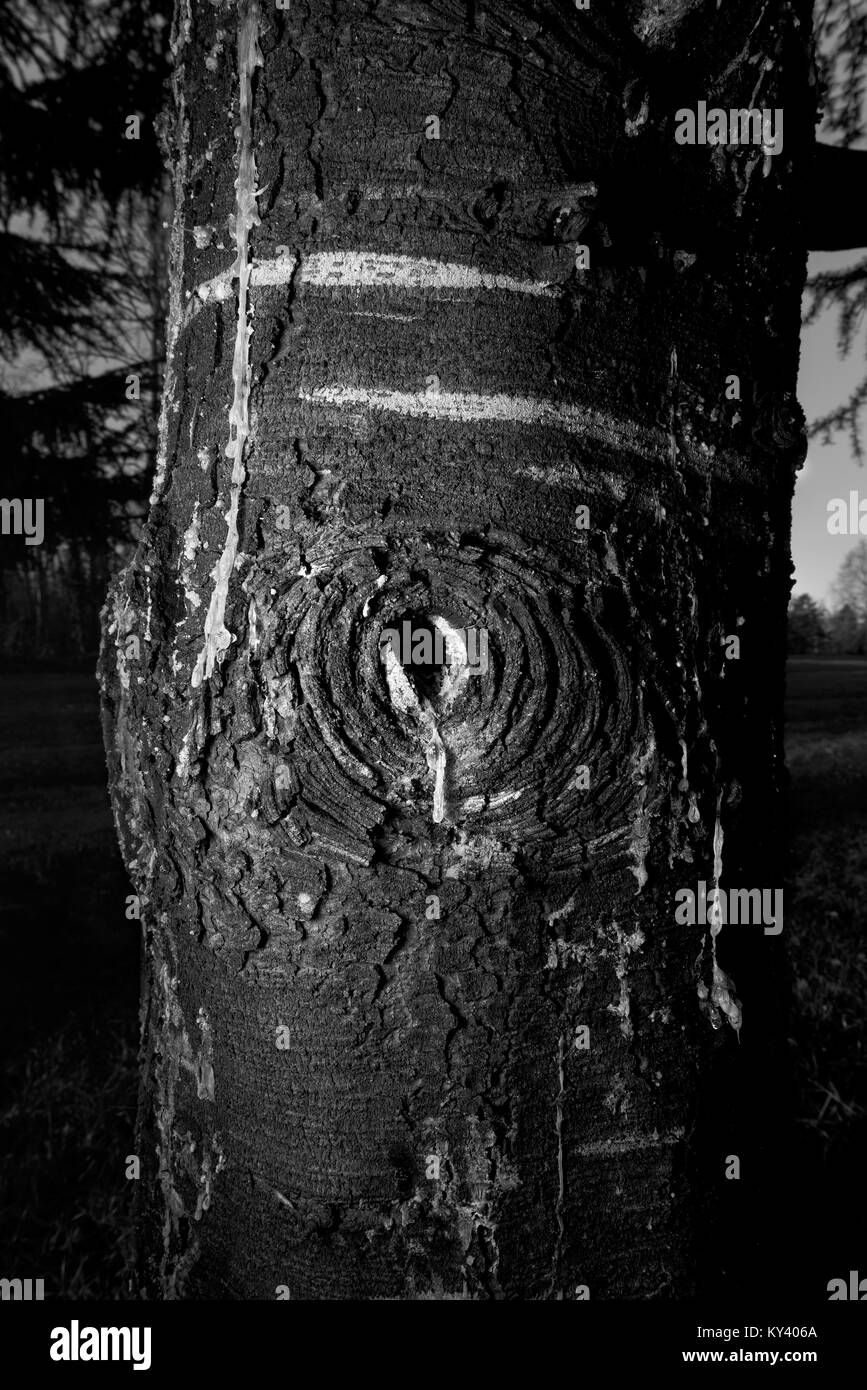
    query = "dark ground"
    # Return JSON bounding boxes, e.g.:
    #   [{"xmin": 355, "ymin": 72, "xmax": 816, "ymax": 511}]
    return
[
  {"xmin": 0, "ymin": 672, "xmax": 138, "ymax": 1299},
  {"xmin": 0, "ymin": 658, "xmax": 864, "ymax": 1299},
  {"xmin": 781, "ymin": 657, "xmax": 867, "ymax": 1289}
]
